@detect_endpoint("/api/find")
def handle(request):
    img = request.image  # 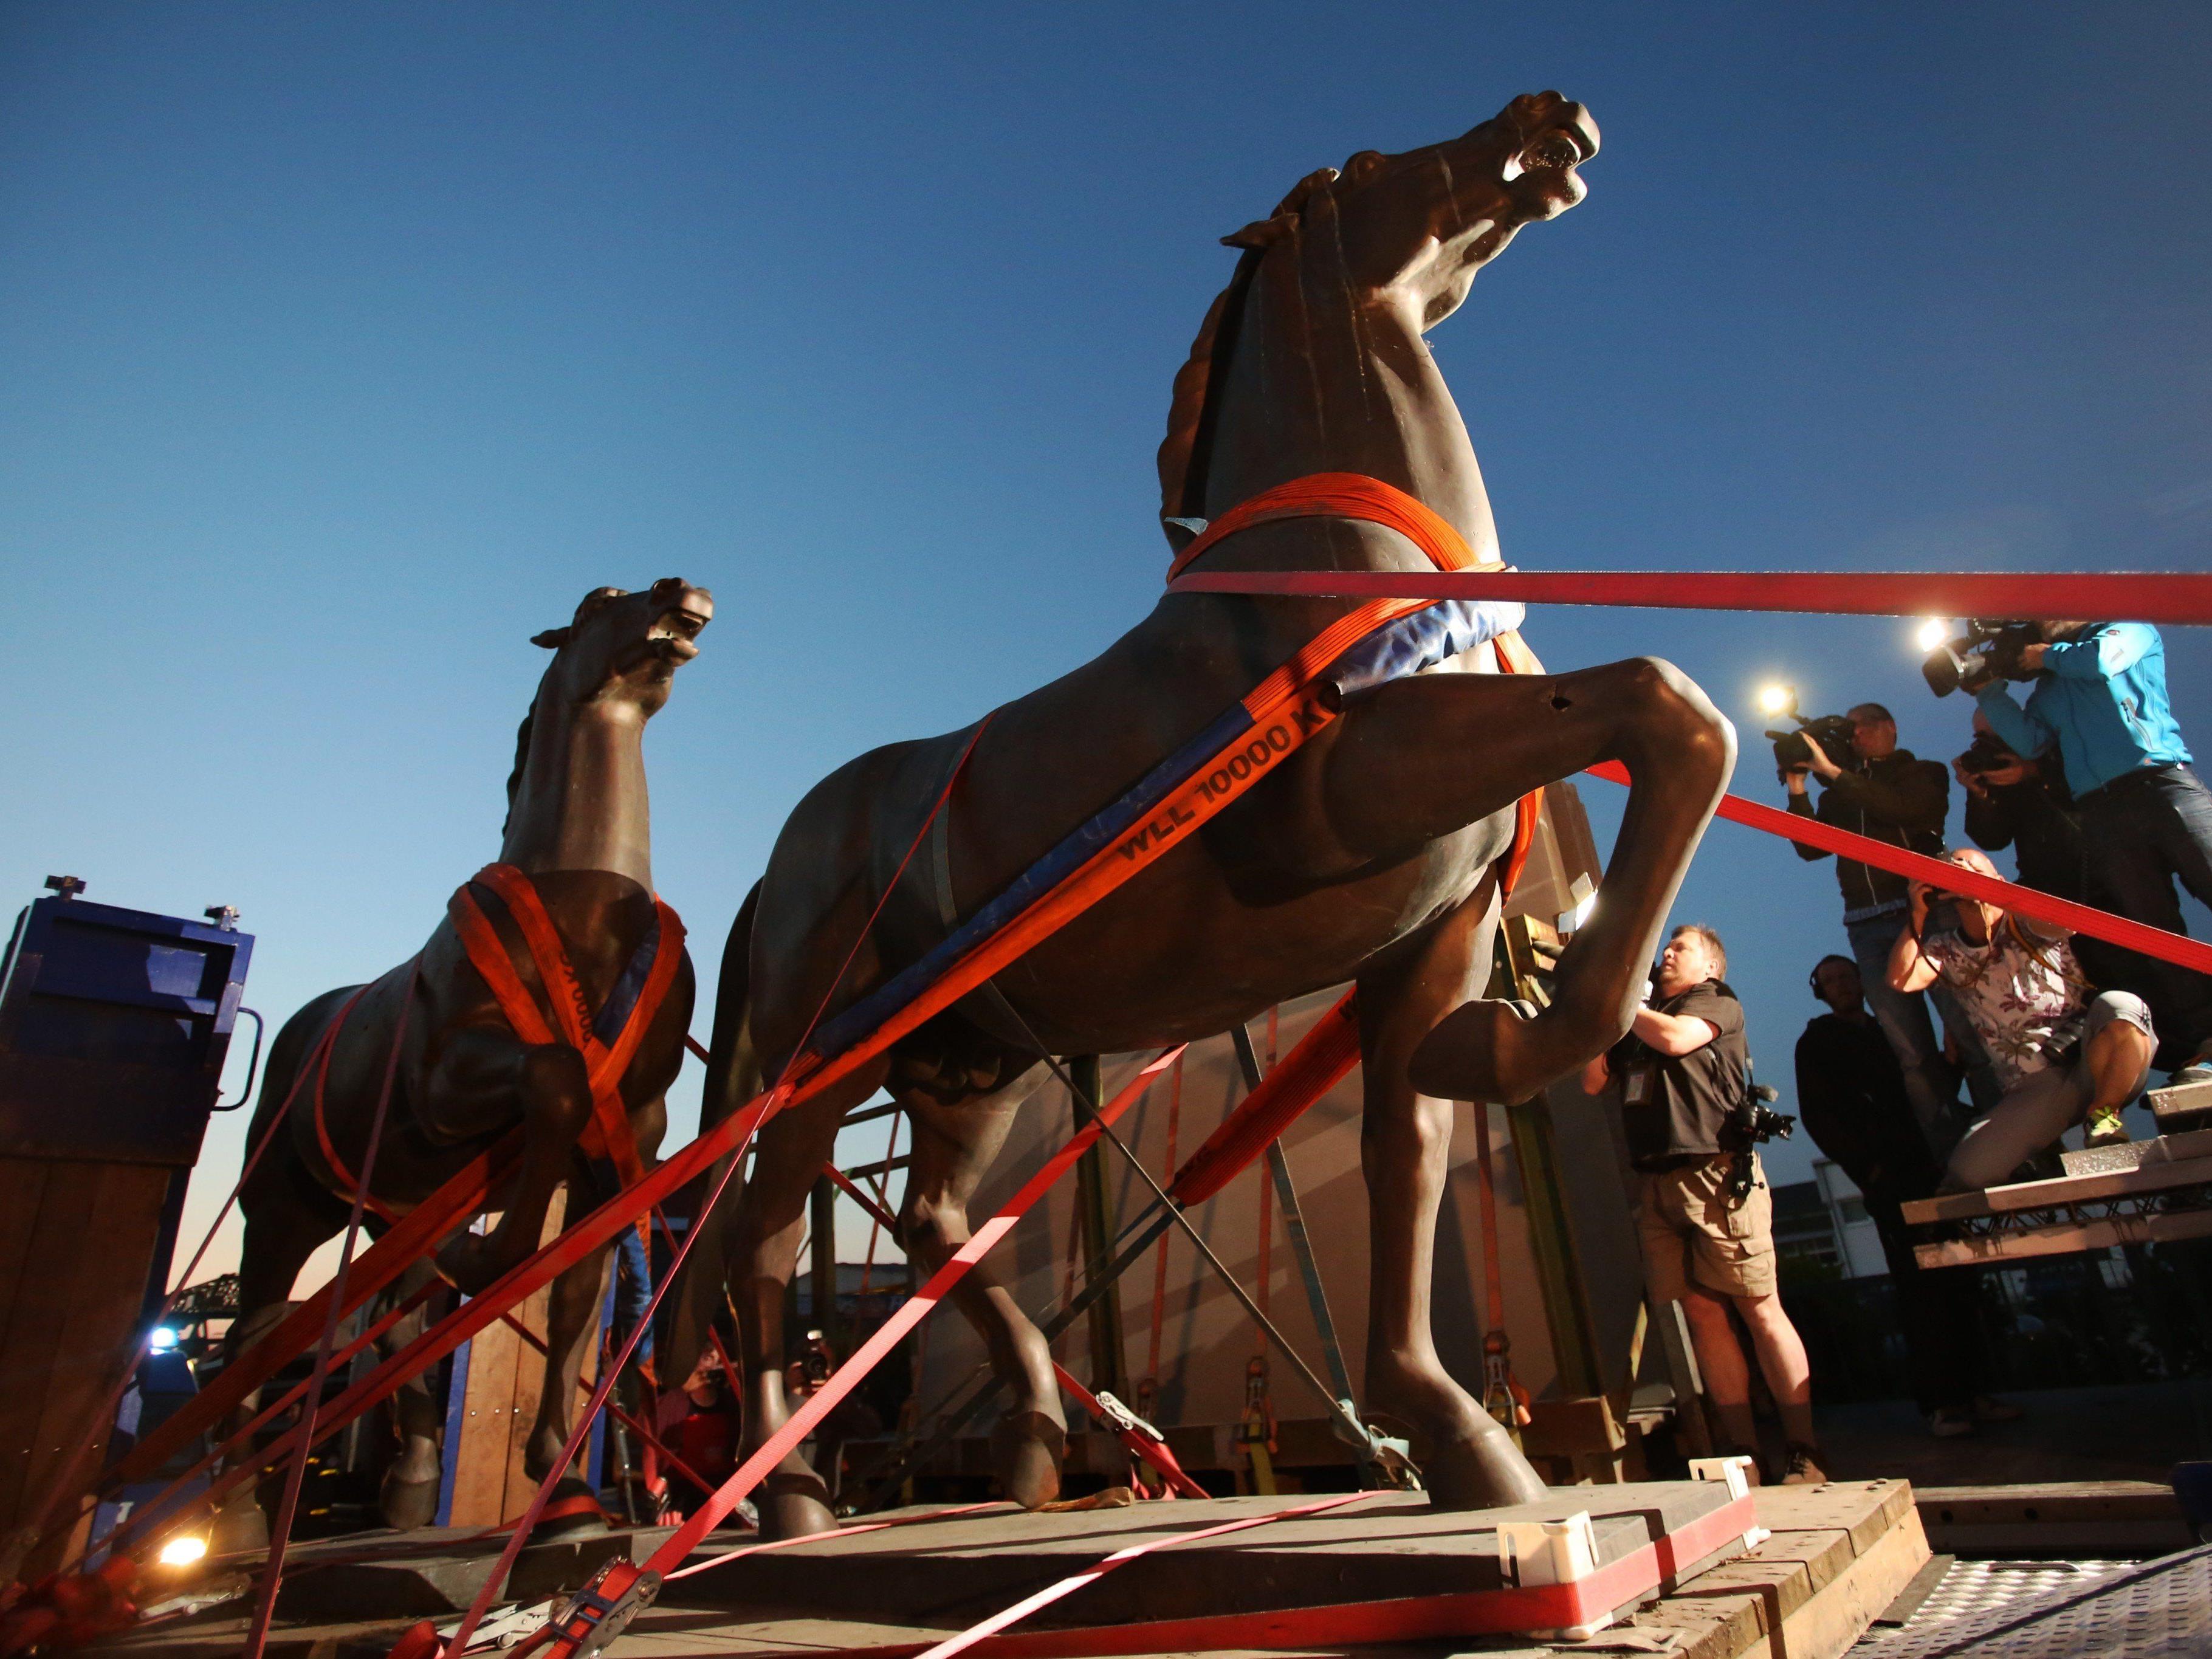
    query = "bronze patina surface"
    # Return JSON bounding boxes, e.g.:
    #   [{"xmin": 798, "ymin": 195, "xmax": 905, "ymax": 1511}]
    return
[
  {"xmin": 230, "ymin": 578, "xmax": 711, "ymax": 1528},
  {"xmin": 689, "ymin": 92, "xmax": 1733, "ymax": 1535}
]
